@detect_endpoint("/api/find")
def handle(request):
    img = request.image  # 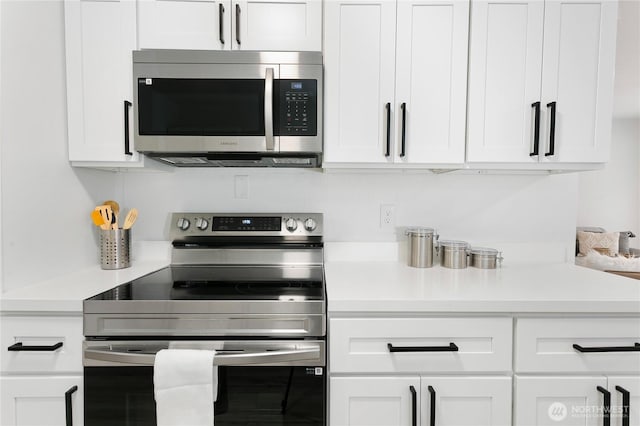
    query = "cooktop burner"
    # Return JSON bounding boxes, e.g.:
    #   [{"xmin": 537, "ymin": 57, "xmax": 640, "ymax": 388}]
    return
[{"xmin": 88, "ymin": 265, "xmax": 325, "ymax": 302}]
